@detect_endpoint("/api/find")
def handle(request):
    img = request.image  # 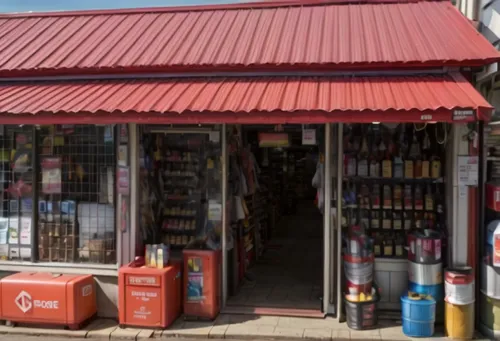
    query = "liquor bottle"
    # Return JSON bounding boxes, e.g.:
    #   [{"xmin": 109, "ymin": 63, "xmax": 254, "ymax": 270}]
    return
[
  {"xmin": 358, "ymin": 133, "xmax": 369, "ymax": 177},
  {"xmin": 394, "ymin": 185, "xmax": 403, "ymax": 210},
  {"xmin": 404, "ymin": 185, "xmax": 413, "ymax": 210},
  {"xmin": 415, "ymin": 185, "xmax": 424, "ymax": 211},
  {"xmin": 383, "ymin": 185, "xmax": 393, "ymax": 209},
  {"xmin": 371, "ymin": 184, "xmax": 381, "ymax": 209},
  {"xmin": 424, "ymin": 185, "xmax": 434, "ymax": 211}
]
